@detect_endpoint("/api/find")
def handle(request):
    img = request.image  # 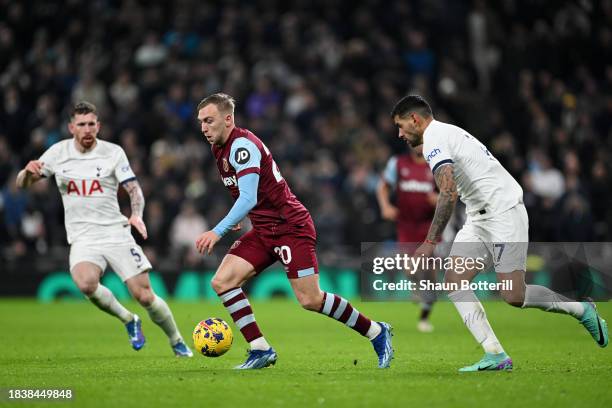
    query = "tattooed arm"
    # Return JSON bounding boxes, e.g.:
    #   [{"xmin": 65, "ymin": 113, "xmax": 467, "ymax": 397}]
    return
[
  {"xmin": 426, "ymin": 164, "xmax": 458, "ymax": 242},
  {"xmin": 122, "ymin": 179, "xmax": 148, "ymax": 239},
  {"xmin": 412, "ymin": 164, "xmax": 457, "ymax": 259},
  {"xmin": 122, "ymin": 179, "xmax": 145, "ymax": 217}
]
